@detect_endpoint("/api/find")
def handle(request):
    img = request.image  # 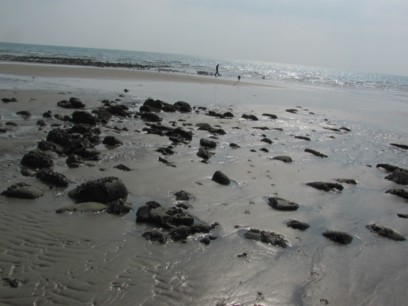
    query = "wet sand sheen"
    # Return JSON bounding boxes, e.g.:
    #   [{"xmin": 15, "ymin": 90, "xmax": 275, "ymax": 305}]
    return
[{"xmin": 0, "ymin": 64, "xmax": 408, "ymax": 306}]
